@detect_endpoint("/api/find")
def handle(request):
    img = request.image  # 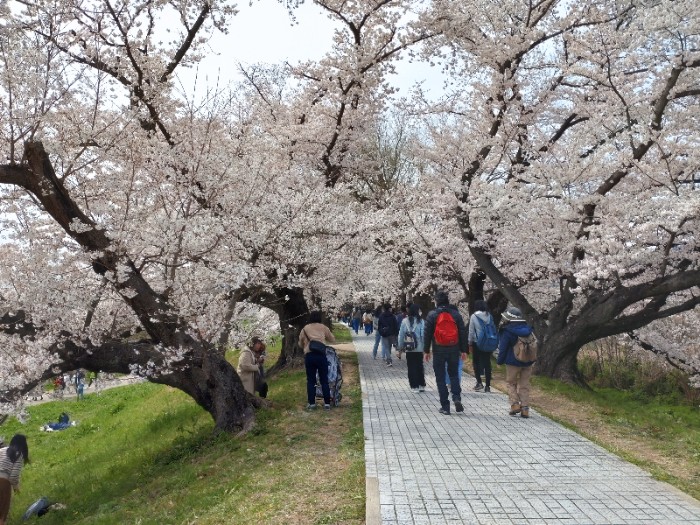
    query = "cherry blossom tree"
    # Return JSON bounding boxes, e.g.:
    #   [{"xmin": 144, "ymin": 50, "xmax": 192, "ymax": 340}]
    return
[
  {"xmin": 410, "ymin": 0, "xmax": 700, "ymax": 383},
  {"xmin": 0, "ymin": 0, "xmax": 429, "ymax": 431}
]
